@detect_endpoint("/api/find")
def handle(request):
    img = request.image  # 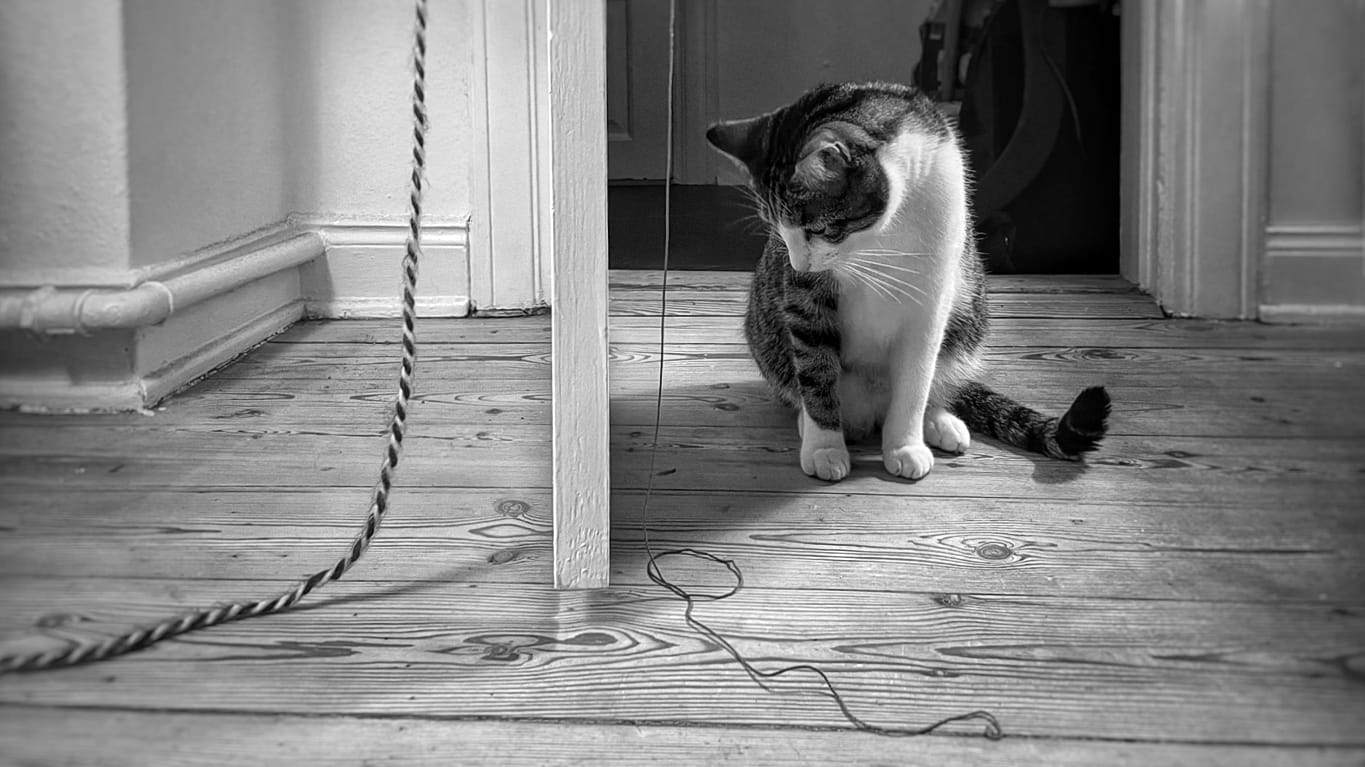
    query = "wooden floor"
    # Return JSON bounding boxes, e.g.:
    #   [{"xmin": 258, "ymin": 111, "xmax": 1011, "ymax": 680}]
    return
[{"xmin": 2, "ymin": 271, "xmax": 1364, "ymax": 765}]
